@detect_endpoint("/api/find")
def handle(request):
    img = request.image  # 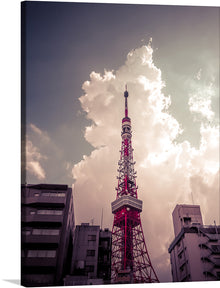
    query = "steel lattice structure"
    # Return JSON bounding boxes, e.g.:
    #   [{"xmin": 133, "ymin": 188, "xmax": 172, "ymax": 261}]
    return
[{"xmin": 111, "ymin": 88, "xmax": 159, "ymax": 283}]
